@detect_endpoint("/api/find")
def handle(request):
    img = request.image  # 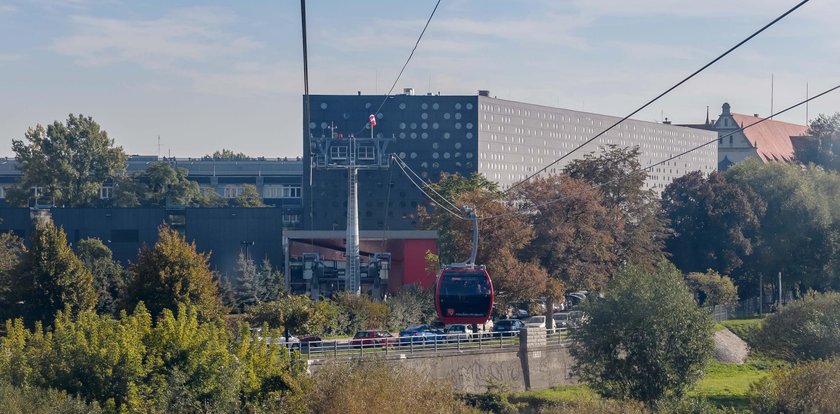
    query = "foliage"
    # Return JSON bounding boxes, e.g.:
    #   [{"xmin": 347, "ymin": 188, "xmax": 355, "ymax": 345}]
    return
[
  {"xmin": 248, "ymin": 296, "xmax": 338, "ymax": 336},
  {"xmin": 0, "ymin": 303, "xmax": 308, "ymax": 413},
  {"xmin": 570, "ymin": 263, "xmax": 714, "ymax": 404},
  {"xmin": 725, "ymin": 160, "xmax": 840, "ymax": 293},
  {"xmin": 564, "ymin": 145, "xmax": 669, "ymax": 272},
  {"xmin": 0, "ymin": 232, "xmax": 25, "ymax": 323},
  {"xmin": 308, "ymin": 362, "xmax": 475, "ymax": 414},
  {"xmin": 754, "ymin": 291, "xmax": 840, "ymax": 361},
  {"xmin": 234, "ymin": 253, "xmax": 259, "ymax": 312},
  {"xmin": 7, "ymin": 114, "xmax": 127, "ymax": 207},
  {"xmin": 207, "ymin": 148, "xmax": 252, "ymax": 160},
  {"xmin": 125, "ymin": 226, "xmax": 226, "ymax": 321},
  {"xmin": 76, "ymin": 238, "xmax": 126, "ymax": 315},
  {"xmin": 663, "ymin": 171, "xmax": 765, "ymax": 276},
  {"xmin": 686, "ymin": 270, "xmax": 739, "ymax": 307},
  {"xmin": 0, "ymin": 382, "xmax": 102, "ymax": 414},
  {"xmin": 10, "ymin": 218, "xmax": 96, "ymax": 325},
  {"xmin": 386, "ymin": 284, "xmax": 437, "ymax": 329},
  {"xmin": 333, "ymin": 292, "xmax": 389, "ymax": 334},
  {"xmin": 115, "ymin": 161, "xmax": 223, "ymax": 208},
  {"xmin": 514, "ymin": 174, "xmax": 623, "ymax": 291},
  {"xmin": 234, "ymin": 184, "xmax": 267, "ymax": 207},
  {"xmin": 750, "ymin": 358, "xmax": 840, "ymax": 414},
  {"xmin": 256, "ymin": 257, "xmax": 286, "ymax": 303},
  {"xmin": 795, "ymin": 112, "xmax": 840, "ymax": 170}
]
